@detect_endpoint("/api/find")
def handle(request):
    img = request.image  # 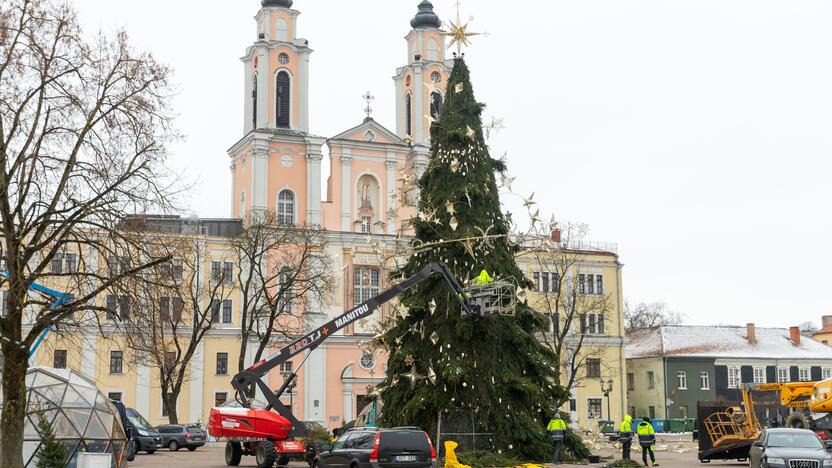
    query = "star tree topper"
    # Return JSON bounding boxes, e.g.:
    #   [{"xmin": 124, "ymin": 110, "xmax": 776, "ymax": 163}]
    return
[{"xmin": 443, "ymin": 1, "xmax": 486, "ymax": 55}]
